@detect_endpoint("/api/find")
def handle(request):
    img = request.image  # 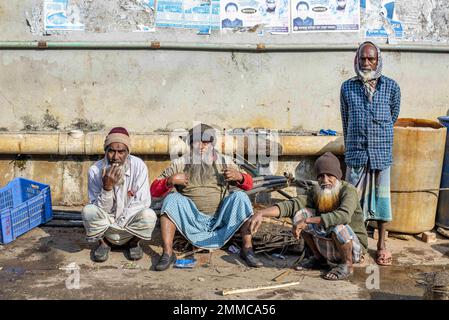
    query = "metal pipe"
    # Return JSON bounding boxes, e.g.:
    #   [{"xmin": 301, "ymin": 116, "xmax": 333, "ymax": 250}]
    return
[
  {"xmin": 0, "ymin": 41, "xmax": 449, "ymax": 53},
  {"xmin": 0, "ymin": 132, "xmax": 345, "ymax": 156}
]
